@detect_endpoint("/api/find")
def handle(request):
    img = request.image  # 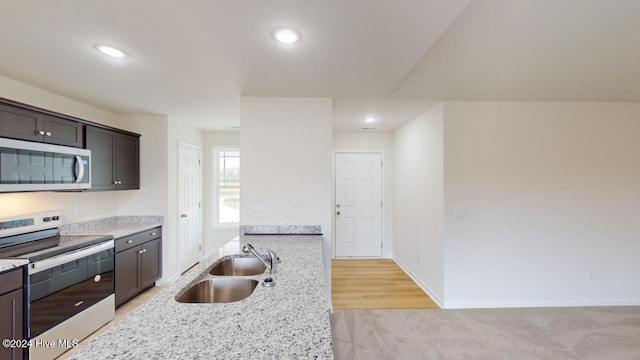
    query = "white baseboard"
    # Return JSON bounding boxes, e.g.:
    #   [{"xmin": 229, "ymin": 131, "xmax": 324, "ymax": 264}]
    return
[
  {"xmin": 444, "ymin": 299, "xmax": 640, "ymax": 309},
  {"xmin": 156, "ymin": 272, "xmax": 180, "ymax": 286},
  {"xmin": 393, "ymin": 256, "xmax": 445, "ymax": 308},
  {"xmin": 389, "ymin": 258, "xmax": 640, "ymax": 309}
]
